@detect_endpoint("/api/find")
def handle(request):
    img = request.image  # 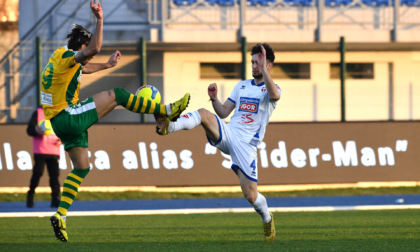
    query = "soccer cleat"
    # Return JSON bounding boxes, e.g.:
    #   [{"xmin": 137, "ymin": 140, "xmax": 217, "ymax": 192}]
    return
[
  {"xmin": 263, "ymin": 212, "xmax": 276, "ymax": 243},
  {"xmin": 168, "ymin": 93, "xmax": 190, "ymax": 122},
  {"xmin": 156, "ymin": 116, "xmax": 170, "ymax": 136},
  {"xmin": 50, "ymin": 213, "xmax": 68, "ymax": 242}
]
